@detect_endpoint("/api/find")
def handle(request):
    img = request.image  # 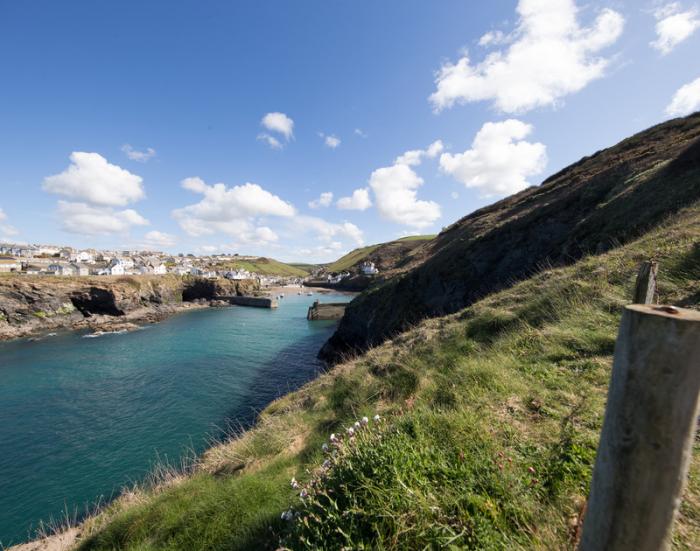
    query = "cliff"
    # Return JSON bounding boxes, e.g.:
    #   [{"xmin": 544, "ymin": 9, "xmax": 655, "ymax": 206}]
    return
[
  {"xmin": 0, "ymin": 275, "xmax": 259, "ymax": 341},
  {"xmin": 321, "ymin": 113, "xmax": 700, "ymax": 361}
]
